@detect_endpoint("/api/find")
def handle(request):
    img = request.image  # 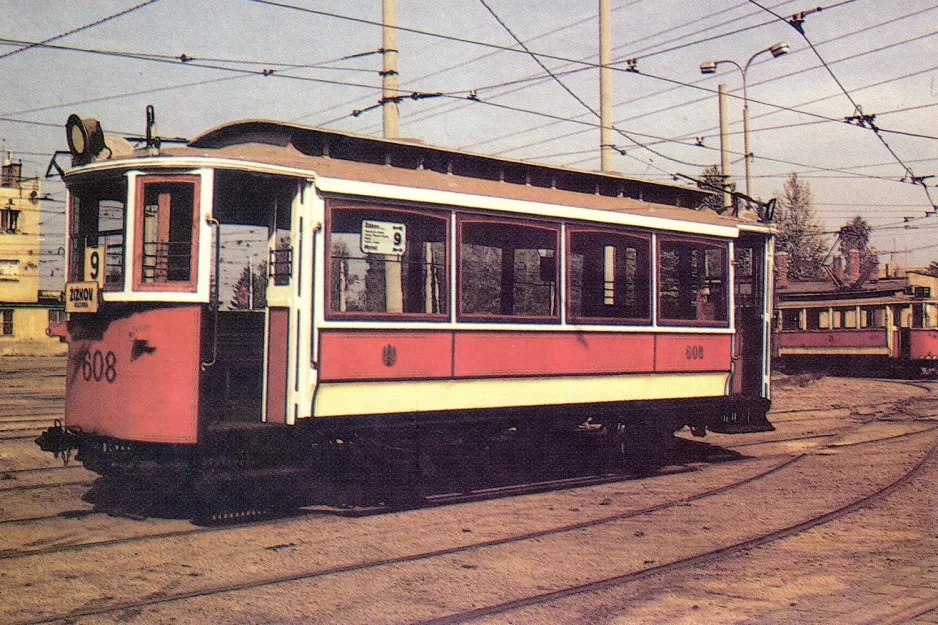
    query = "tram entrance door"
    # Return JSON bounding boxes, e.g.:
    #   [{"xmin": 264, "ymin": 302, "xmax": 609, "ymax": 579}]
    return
[
  {"xmin": 715, "ymin": 234, "xmax": 774, "ymax": 433},
  {"xmin": 732, "ymin": 236, "xmax": 767, "ymax": 397},
  {"xmin": 201, "ymin": 172, "xmax": 296, "ymax": 427}
]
